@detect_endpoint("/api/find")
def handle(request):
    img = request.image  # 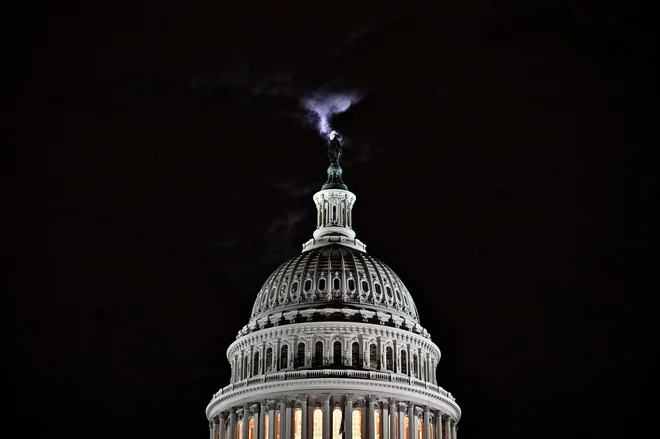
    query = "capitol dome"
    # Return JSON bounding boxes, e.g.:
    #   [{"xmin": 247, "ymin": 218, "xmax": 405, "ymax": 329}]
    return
[{"xmin": 206, "ymin": 135, "xmax": 461, "ymax": 439}]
